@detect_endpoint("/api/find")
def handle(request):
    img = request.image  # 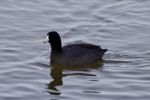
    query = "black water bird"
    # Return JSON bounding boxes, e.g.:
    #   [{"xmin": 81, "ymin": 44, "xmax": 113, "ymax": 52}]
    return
[{"xmin": 44, "ymin": 31, "xmax": 107, "ymax": 67}]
